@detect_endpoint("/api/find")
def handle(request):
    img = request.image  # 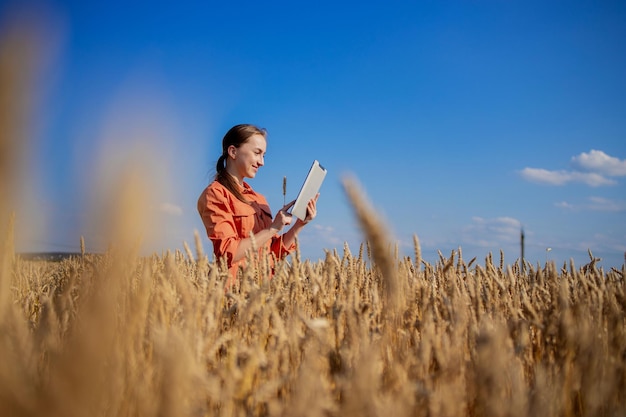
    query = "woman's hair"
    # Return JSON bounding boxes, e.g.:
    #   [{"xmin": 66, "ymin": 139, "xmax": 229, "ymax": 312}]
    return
[{"xmin": 215, "ymin": 124, "xmax": 267, "ymax": 203}]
